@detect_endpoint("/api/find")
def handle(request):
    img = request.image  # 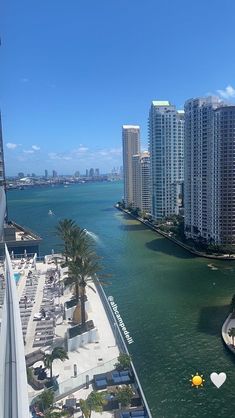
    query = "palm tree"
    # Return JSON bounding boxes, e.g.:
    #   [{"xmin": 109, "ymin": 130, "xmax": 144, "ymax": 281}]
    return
[
  {"xmin": 69, "ymin": 249, "xmax": 105, "ymax": 328},
  {"xmin": 66, "ymin": 226, "xmax": 90, "ymax": 263},
  {"xmin": 37, "ymin": 389, "xmax": 54, "ymax": 411},
  {"xmin": 56, "ymin": 220, "xmax": 109, "ymax": 328},
  {"xmin": 228, "ymin": 328, "xmax": 235, "ymax": 346},
  {"xmin": 80, "ymin": 399, "xmax": 90, "ymax": 418},
  {"xmin": 44, "ymin": 347, "xmax": 69, "ymax": 380},
  {"xmin": 56, "ymin": 219, "xmax": 76, "ymax": 262},
  {"xmin": 80, "ymin": 391, "xmax": 107, "ymax": 418},
  {"xmin": 64, "ymin": 226, "xmax": 93, "ymax": 303},
  {"xmin": 115, "ymin": 353, "xmax": 132, "ymax": 370},
  {"xmin": 116, "ymin": 386, "xmax": 133, "ymax": 407}
]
